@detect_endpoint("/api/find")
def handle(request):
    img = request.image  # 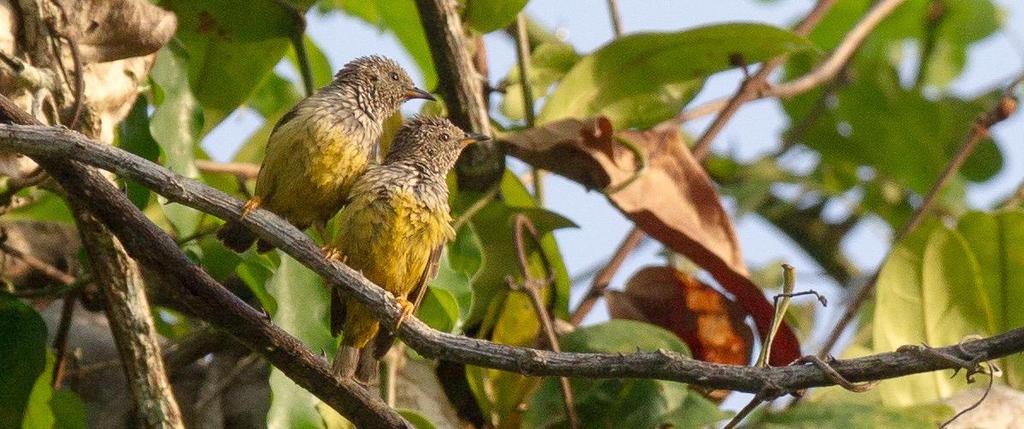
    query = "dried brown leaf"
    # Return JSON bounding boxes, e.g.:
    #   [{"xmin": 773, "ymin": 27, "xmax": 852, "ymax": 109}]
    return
[{"xmin": 502, "ymin": 118, "xmax": 801, "ymax": 365}]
